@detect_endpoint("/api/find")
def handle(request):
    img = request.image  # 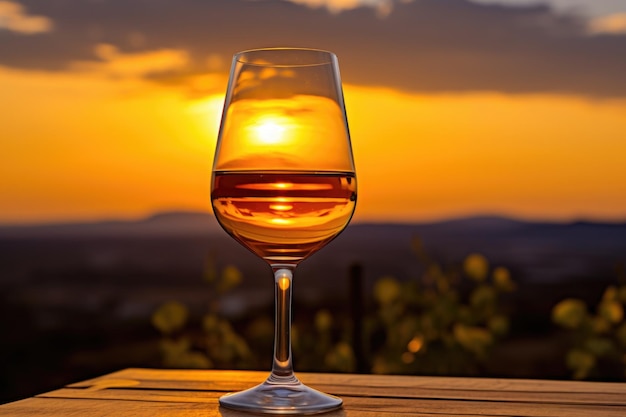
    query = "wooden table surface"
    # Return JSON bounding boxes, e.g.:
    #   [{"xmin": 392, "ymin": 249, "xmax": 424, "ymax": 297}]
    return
[{"xmin": 1, "ymin": 368, "xmax": 625, "ymax": 416}]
